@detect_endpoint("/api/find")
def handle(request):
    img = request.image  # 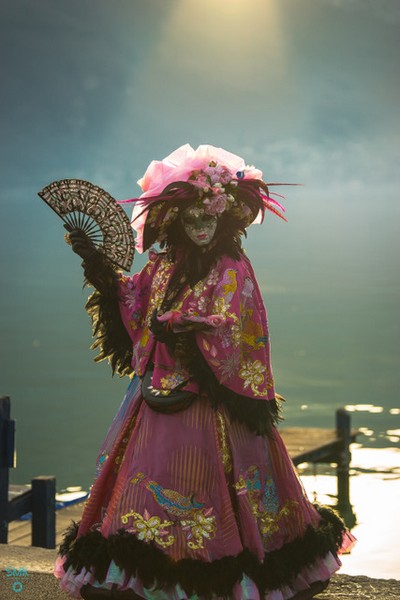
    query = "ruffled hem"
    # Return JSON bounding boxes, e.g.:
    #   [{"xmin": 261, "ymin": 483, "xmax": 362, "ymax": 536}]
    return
[{"xmin": 55, "ymin": 552, "xmax": 340, "ymax": 600}]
